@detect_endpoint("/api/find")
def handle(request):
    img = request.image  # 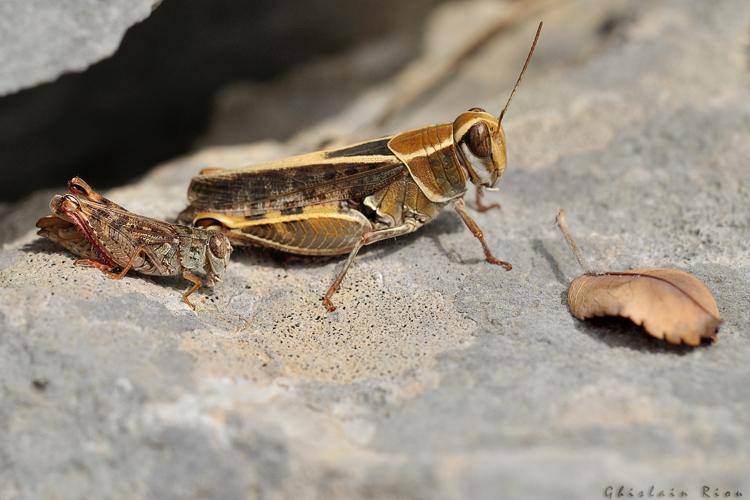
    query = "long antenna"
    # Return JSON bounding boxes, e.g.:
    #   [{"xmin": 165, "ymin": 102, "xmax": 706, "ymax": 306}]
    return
[{"xmin": 498, "ymin": 21, "xmax": 543, "ymax": 124}]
